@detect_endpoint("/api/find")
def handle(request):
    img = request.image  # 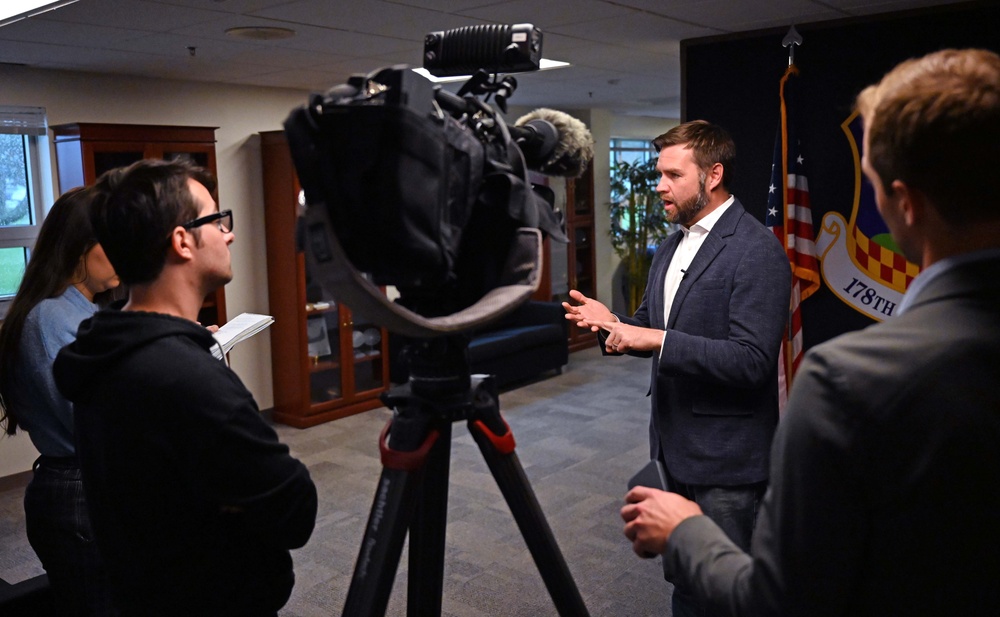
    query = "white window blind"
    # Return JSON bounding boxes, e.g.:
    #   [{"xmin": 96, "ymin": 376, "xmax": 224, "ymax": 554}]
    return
[{"xmin": 0, "ymin": 106, "xmax": 48, "ymax": 136}]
